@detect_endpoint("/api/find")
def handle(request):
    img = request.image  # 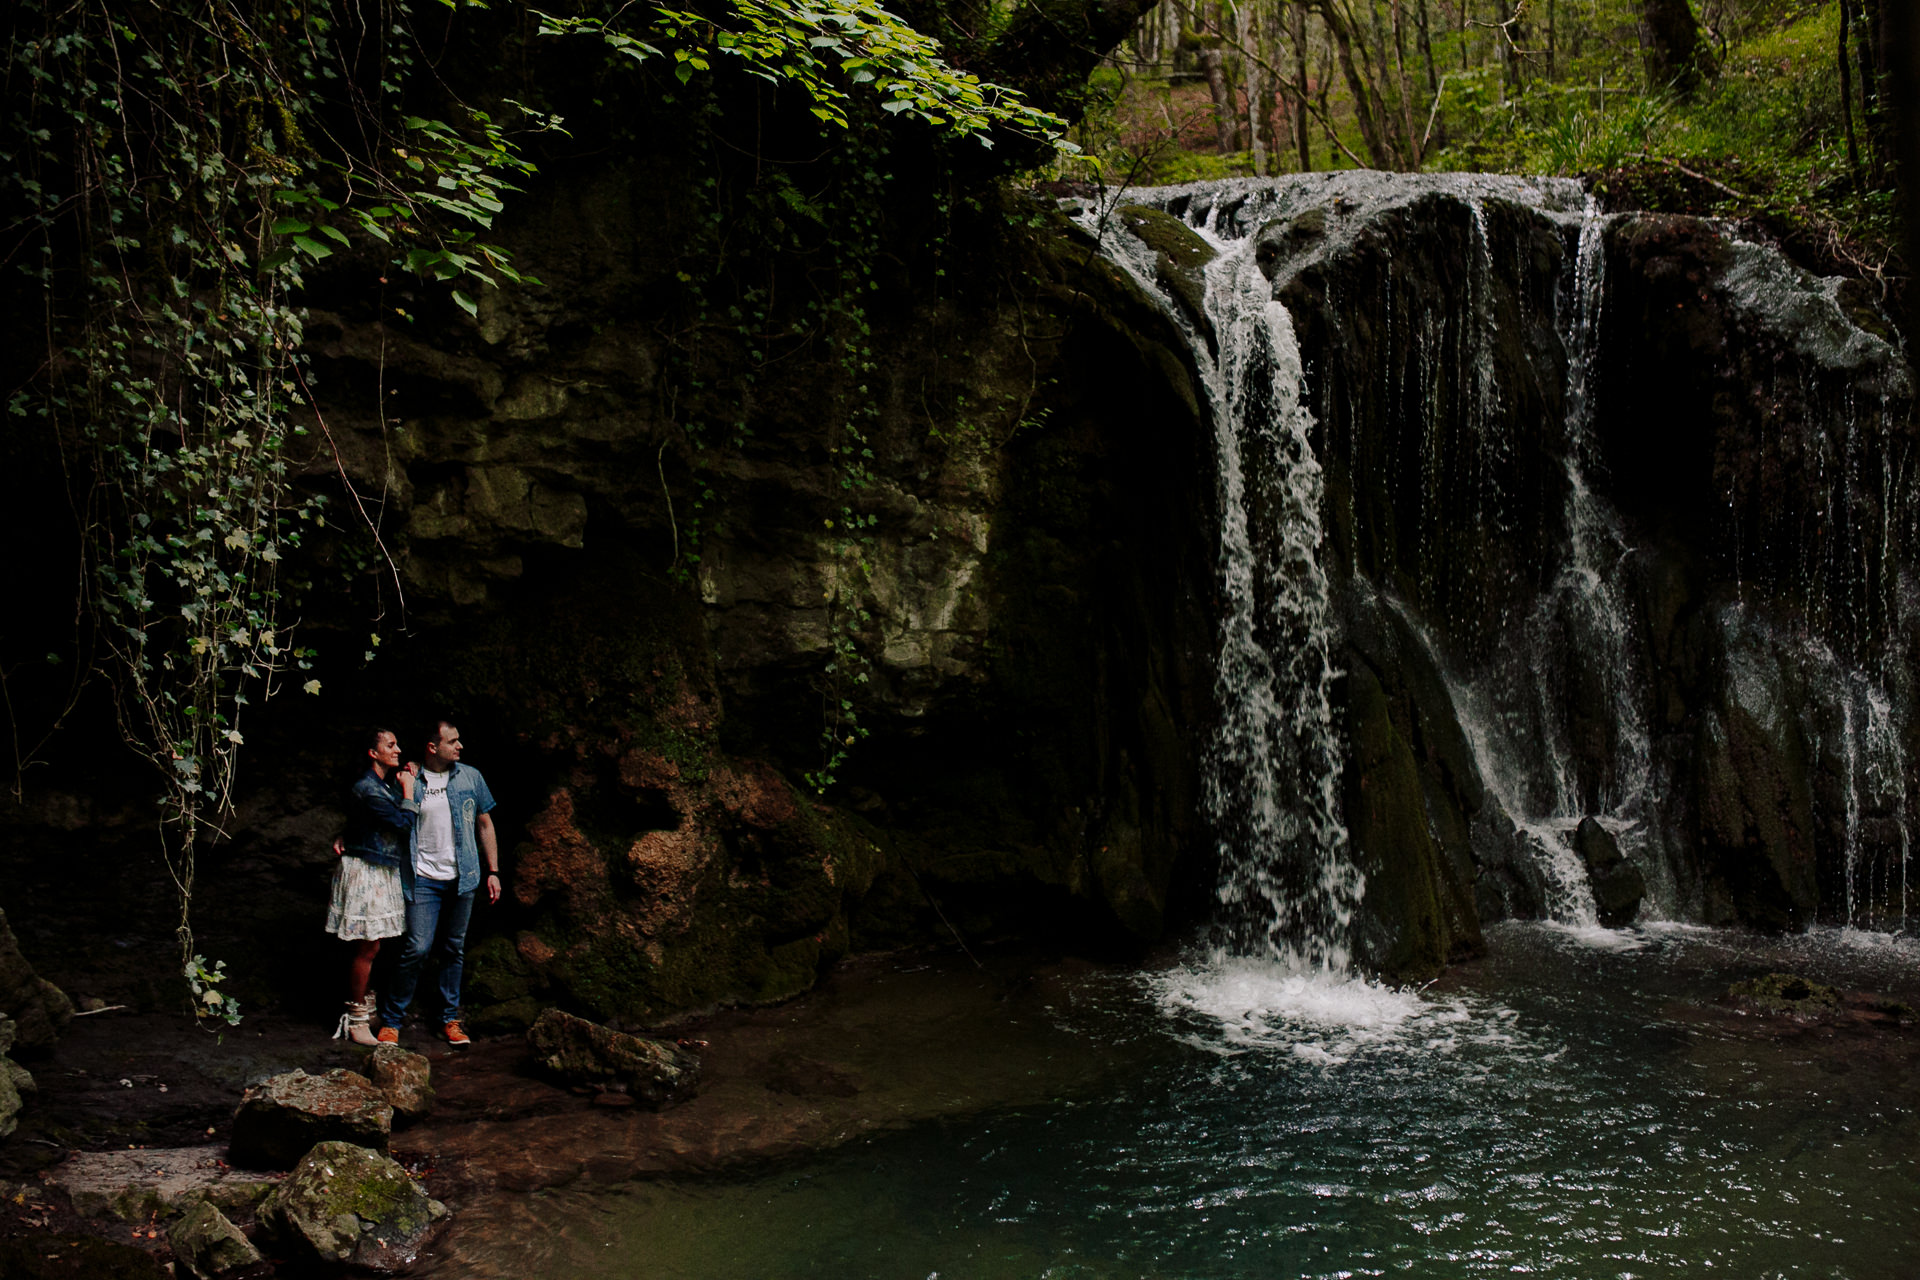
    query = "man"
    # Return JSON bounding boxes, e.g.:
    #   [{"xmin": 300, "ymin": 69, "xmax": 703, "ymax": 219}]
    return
[{"xmin": 377, "ymin": 720, "xmax": 501, "ymax": 1048}]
